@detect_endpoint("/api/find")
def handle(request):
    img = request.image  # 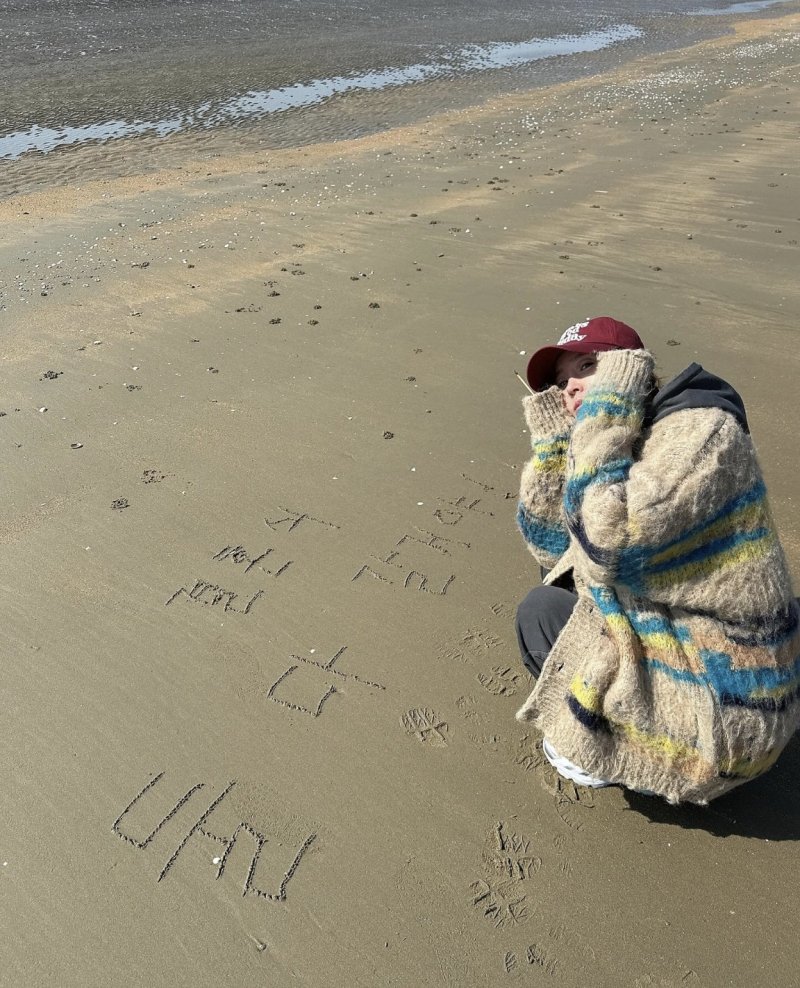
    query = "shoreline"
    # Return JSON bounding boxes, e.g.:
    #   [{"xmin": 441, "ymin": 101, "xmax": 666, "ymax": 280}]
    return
[
  {"xmin": 3, "ymin": 11, "xmax": 800, "ymax": 987},
  {"xmin": 2, "ymin": 9, "xmax": 799, "ymax": 201},
  {"xmin": 0, "ymin": 13, "xmax": 800, "ymax": 208},
  {"xmin": 2, "ymin": 1, "xmax": 783, "ymax": 165}
]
